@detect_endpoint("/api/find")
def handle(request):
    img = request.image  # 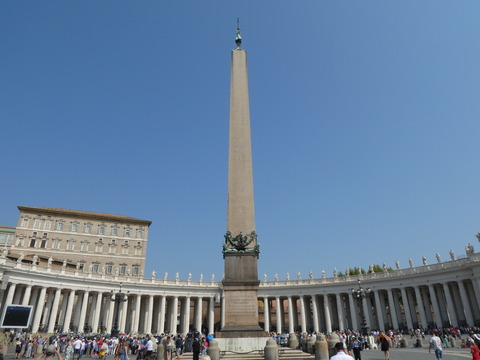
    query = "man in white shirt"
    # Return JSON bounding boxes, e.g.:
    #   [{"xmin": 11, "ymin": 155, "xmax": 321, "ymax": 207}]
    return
[
  {"xmin": 145, "ymin": 336, "xmax": 154, "ymax": 357},
  {"xmin": 330, "ymin": 342, "xmax": 354, "ymax": 360},
  {"xmin": 429, "ymin": 331, "xmax": 443, "ymax": 360}
]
